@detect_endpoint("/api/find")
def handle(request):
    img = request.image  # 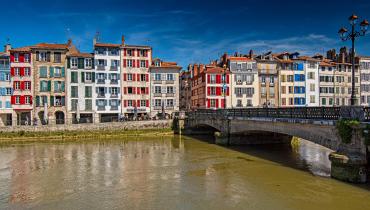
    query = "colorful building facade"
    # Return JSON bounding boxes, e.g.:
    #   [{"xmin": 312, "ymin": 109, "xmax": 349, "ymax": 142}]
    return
[{"xmin": 0, "ymin": 44, "xmax": 12, "ymax": 126}]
